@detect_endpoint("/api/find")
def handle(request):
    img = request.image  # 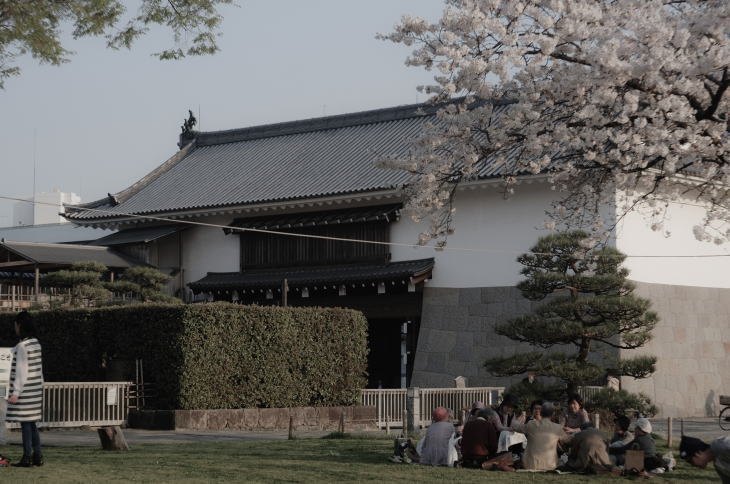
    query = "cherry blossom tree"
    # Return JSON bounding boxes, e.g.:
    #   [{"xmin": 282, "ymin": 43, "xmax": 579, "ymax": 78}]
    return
[{"xmin": 379, "ymin": 0, "xmax": 730, "ymax": 245}]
